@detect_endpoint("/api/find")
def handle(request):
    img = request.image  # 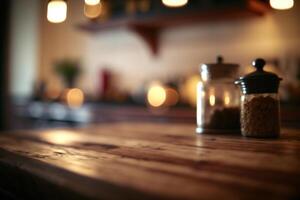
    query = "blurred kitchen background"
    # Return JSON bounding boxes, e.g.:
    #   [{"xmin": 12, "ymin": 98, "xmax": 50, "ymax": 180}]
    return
[{"xmin": 1, "ymin": 0, "xmax": 300, "ymax": 130}]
